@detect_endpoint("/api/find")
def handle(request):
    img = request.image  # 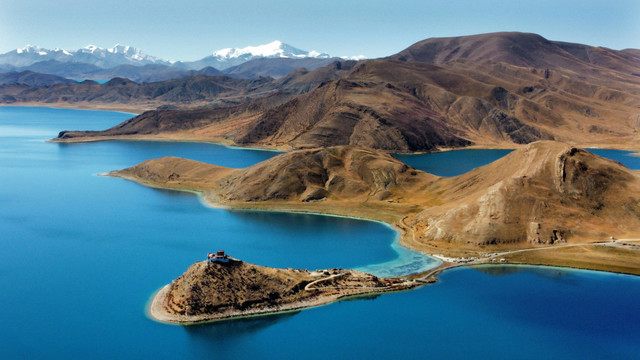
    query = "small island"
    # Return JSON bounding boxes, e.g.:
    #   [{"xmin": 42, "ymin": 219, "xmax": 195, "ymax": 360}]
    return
[{"xmin": 149, "ymin": 251, "xmax": 421, "ymax": 324}]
